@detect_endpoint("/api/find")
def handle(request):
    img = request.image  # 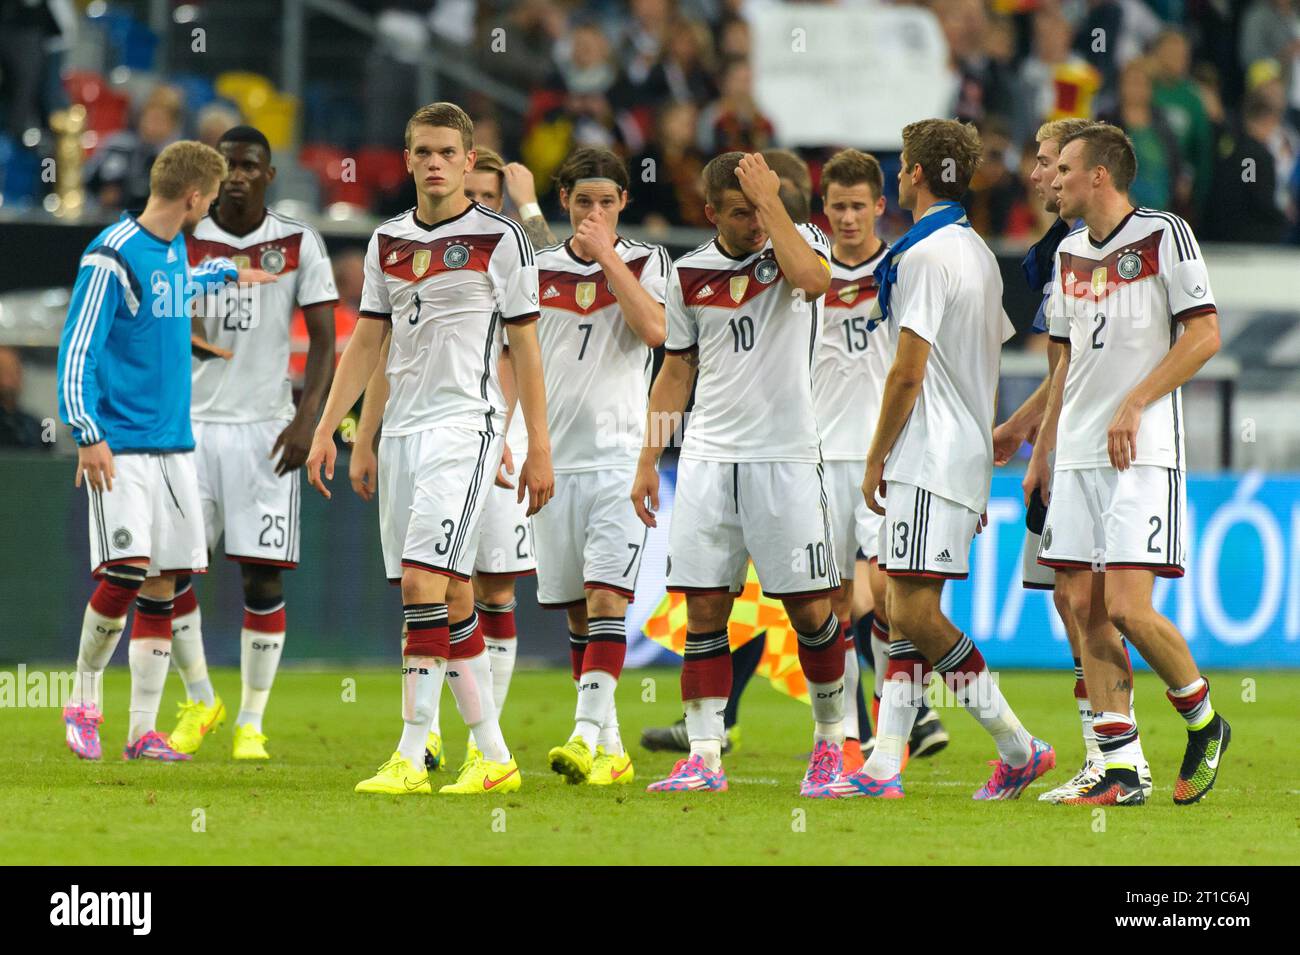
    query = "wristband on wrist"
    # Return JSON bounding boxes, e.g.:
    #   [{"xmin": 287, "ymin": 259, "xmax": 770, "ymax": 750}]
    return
[{"xmin": 518, "ymin": 202, "xmax": 542, "ymax": 220}]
